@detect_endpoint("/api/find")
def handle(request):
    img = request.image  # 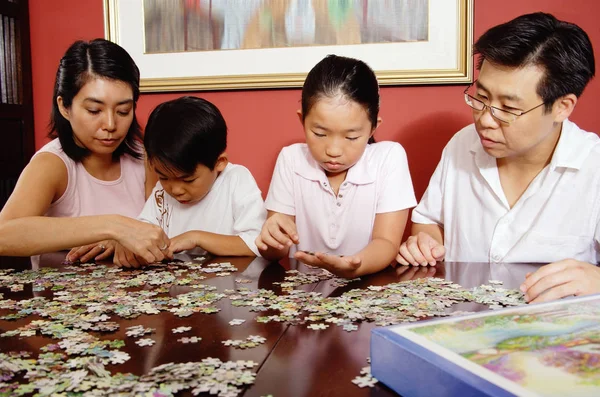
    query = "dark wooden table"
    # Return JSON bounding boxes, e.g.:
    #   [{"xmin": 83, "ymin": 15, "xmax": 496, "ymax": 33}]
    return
[{"xmin": 0, "ymin": 253, "xmax": 542, "ymax": 396}]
